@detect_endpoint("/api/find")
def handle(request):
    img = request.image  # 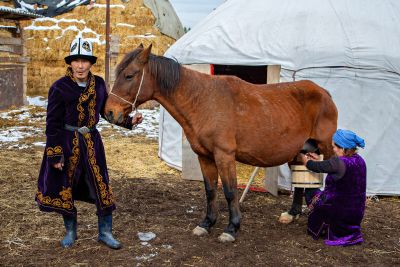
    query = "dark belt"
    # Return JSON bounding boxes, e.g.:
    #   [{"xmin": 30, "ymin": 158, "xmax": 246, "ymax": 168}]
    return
[{"xmin": 64, "ymin": 124, "xmax": 96, "ymax": 134}]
